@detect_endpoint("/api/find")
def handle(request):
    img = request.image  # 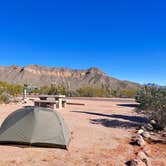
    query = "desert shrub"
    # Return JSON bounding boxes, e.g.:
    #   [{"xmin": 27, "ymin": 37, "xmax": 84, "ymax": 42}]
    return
[
  {"xmin": 48, "ymin": 85, "xmax": 66, "ymax": 95},
  {"xmin": 7, "ymin": 84, "xmax": 23, "ymax": 96},
  {"xmin": 110, "ymin": 88, "xmax": 137, "ymax": 98},
  {"xmin": 110, "ymin": 89, "xmax": 120, "ymax": 97},
  {"xmin": 0, "ymin": 81, "xmax": 23, "ymax": 96},
  {"xmin": 120, "ymin": 89, "xmax": 137, "ymax": 98},
  {"xmin": 65, "ymin": 90, "xmax": 80, "ymax": 97},
  {"xmin": 38, "ymin": 86, "xmax": 50, "ymax": 94},
  {"xmin": 77, "ymin": 86, "xmax": 110, "ymax": 97},
  {"xmin": 0, "ymin": 93, "xmax": 10, "ymax": 104},
  {"xmin": 38, "ymin": 85, "xmax": 67, "ymax": 95},
  {"xmin": 28, "ymin": 87, "xmax": 39, "ymax": 94},
  {"xmin": 76, "ymin": 87, "xmax": 137, "ymax": 98},
  {"xmin": 0, "ymin": 82, "xmax": 23, "ymax": 103},
  {"xmin": 135, "ymin": 85, "xmax": 166, "ymax": 130},
  {"xmin": 0, "ymin": 81, "xmax": 8, "ymax": 93}
]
